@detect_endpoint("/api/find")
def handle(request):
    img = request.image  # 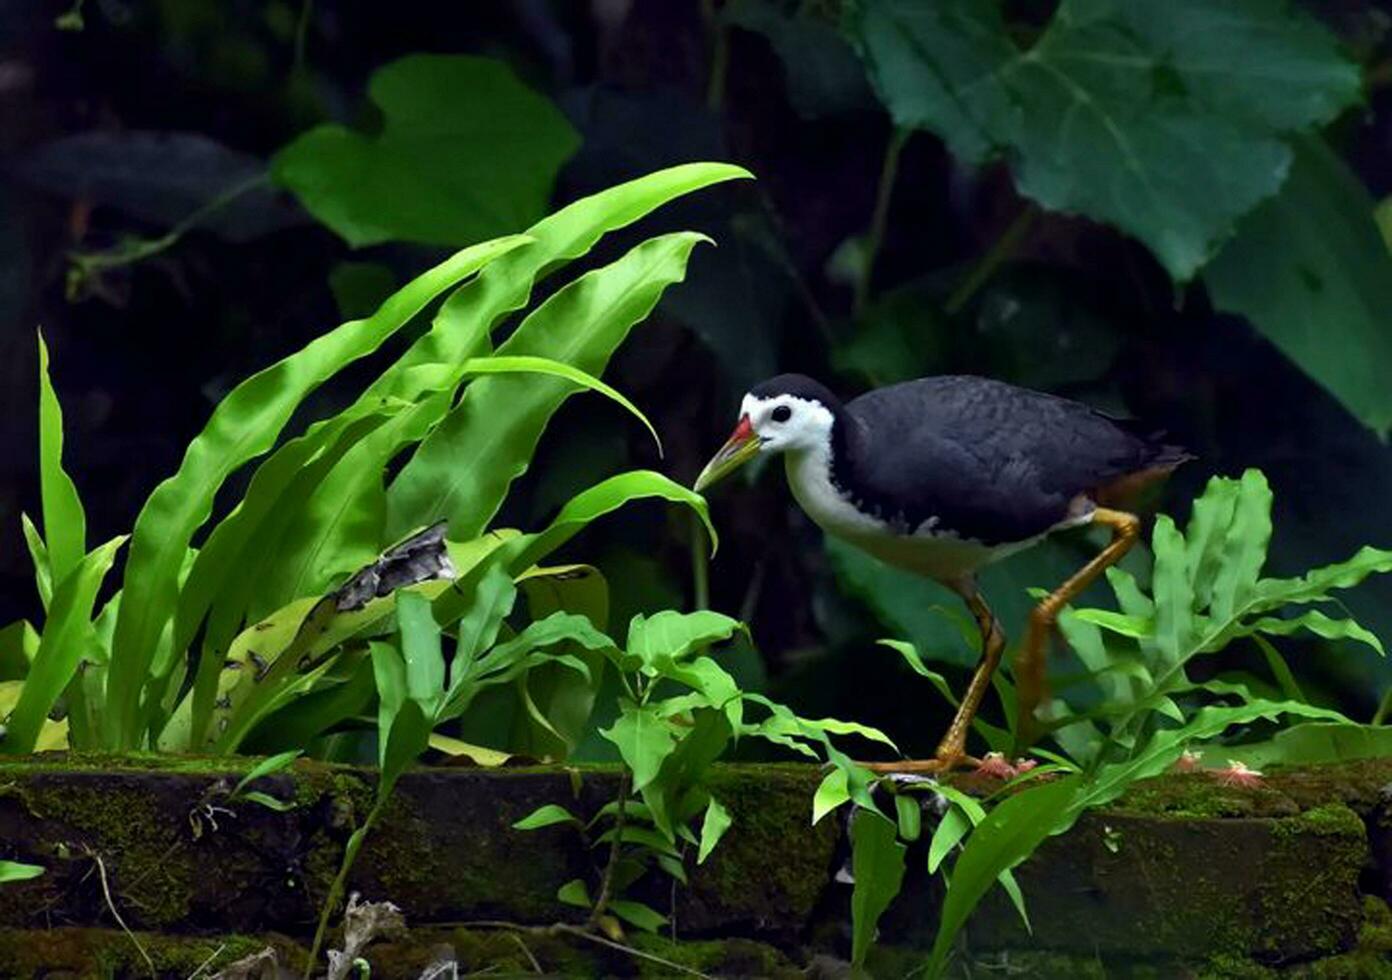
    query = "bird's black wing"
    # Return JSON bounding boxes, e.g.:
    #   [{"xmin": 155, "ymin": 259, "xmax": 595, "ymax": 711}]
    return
[{"xmin": 840, "ymin": 376, "xmax": 1171, "ymax": 545}]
